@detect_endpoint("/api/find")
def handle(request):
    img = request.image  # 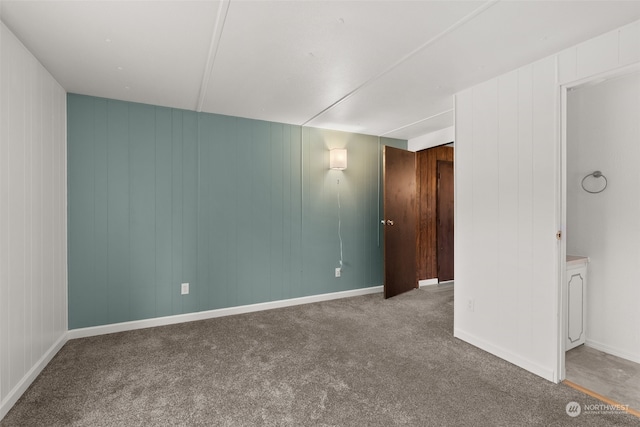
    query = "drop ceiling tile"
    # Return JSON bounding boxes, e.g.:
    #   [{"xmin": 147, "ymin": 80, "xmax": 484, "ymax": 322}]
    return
[
  {"xmin": 1, "ymin": 0, "xmax": 220, "ymax": 110},
  {"xmin": 200, "ymin": 0, "xmax": 484, "ymax": 124},
  {"xmin": 2, "ymin": 0, "xmax": 640, "ymax": 140},
  {"xmin": 307, "ymin": 0, "xmax": 640, "ymax": 138}
]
